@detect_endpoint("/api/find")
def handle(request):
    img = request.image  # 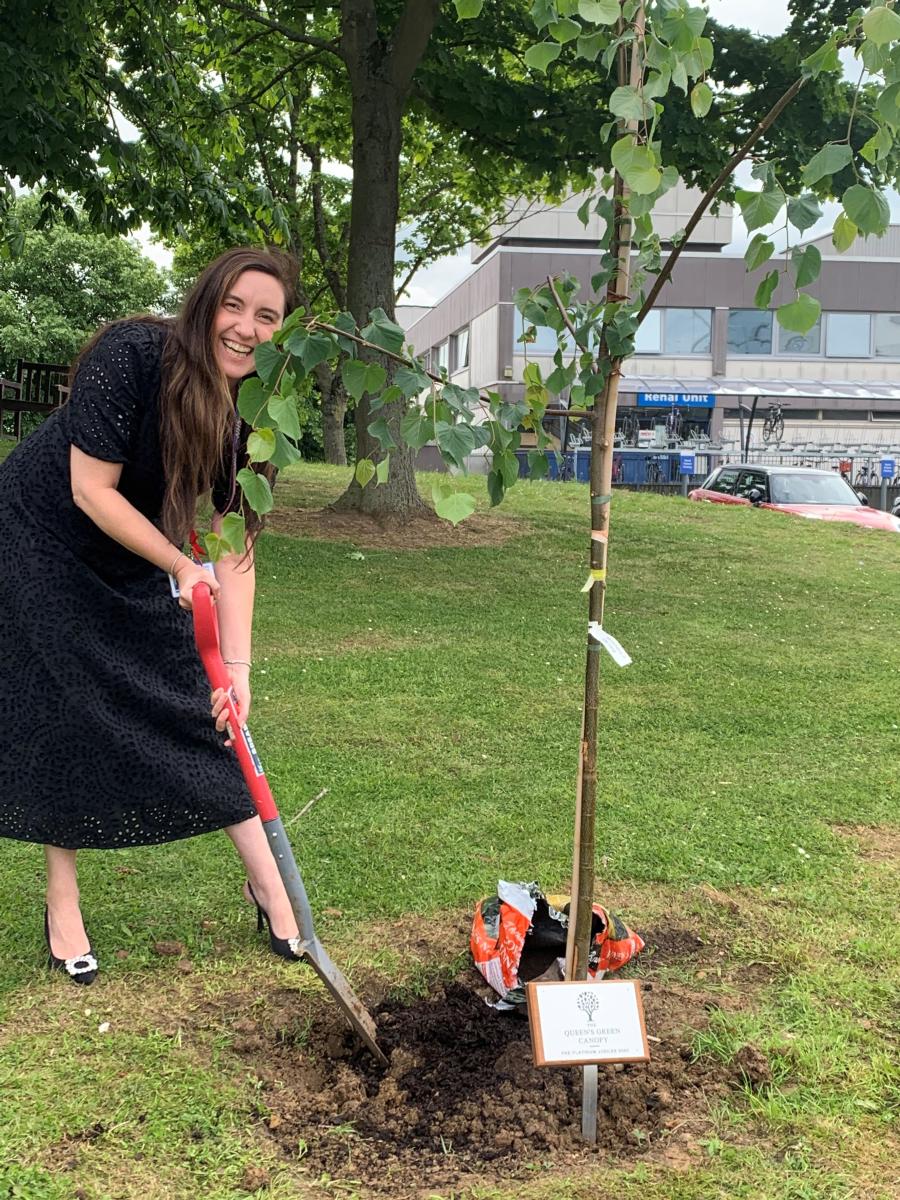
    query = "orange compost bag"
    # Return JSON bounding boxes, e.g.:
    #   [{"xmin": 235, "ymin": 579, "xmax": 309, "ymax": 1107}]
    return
[{"xmin": 471, "ymin": 880, "xmax": 644, "ymax": 1007}]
